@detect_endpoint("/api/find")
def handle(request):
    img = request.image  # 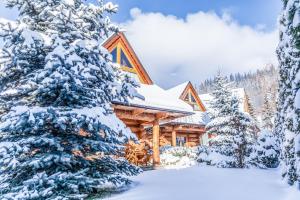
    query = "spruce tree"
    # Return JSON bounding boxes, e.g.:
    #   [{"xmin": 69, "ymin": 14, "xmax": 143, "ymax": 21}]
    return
[
  {"xmin": 0, "ymin": 0, "xmax": 140, "ymax": 199},
  {"xmin": 250, "ymin": 130, "xmax": 280, "ymax": 169},
  {"xmin": 276, "ymin": 0, "xmax": 300, "ymax": 187},
  {"xmin": 206, "ymin": 74, "xmax": 255, "ymax": 168},
  {"xmin": 261, "ymin": 92, "xmax": 274, "ymax": 131},
  {"xmin": 230, "ymin": 96, "xmax": 256, "ymax": 168}
]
